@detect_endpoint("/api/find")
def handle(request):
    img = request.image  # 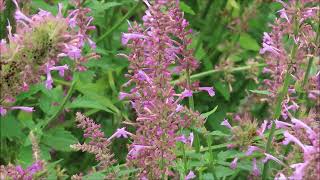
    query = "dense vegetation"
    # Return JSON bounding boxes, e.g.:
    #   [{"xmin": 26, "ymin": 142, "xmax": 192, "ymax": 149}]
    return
[{"xmin": 0, "ymin": 0, "xmax": 319, "ymax": 179}]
